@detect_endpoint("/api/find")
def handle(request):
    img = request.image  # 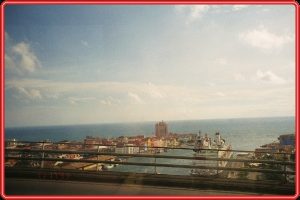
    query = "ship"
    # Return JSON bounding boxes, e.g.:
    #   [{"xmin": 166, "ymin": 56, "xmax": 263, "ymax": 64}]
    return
[{"xmin": 190, "ymin": 131, "xmax": 233, "ymax": 176}]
